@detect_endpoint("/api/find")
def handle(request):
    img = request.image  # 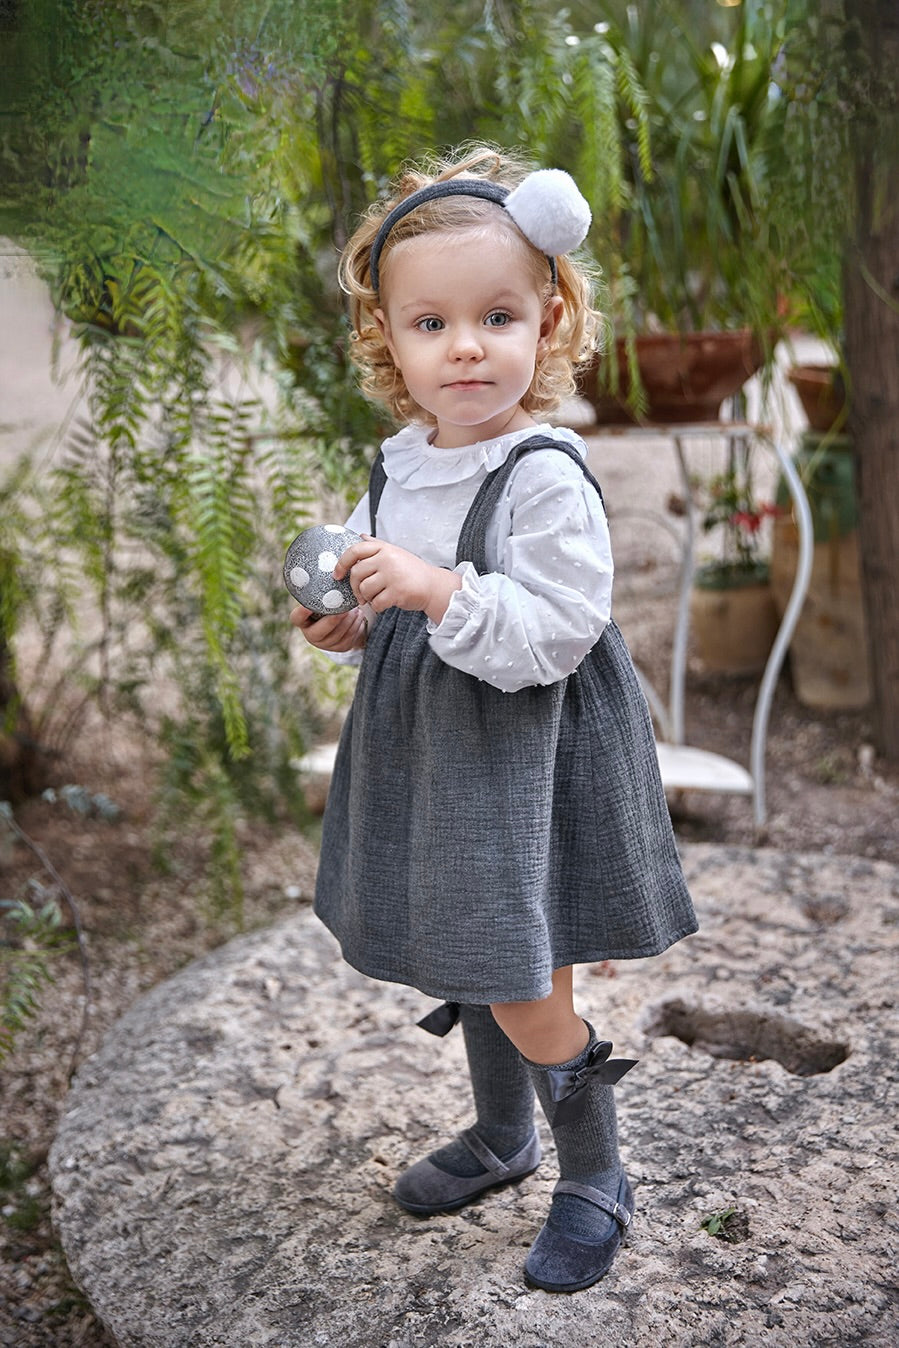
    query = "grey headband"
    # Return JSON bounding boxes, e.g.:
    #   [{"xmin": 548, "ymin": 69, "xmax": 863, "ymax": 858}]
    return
[{"xmin": 368, "ymin": 179, "xmax": 558, "ymax": 294}]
